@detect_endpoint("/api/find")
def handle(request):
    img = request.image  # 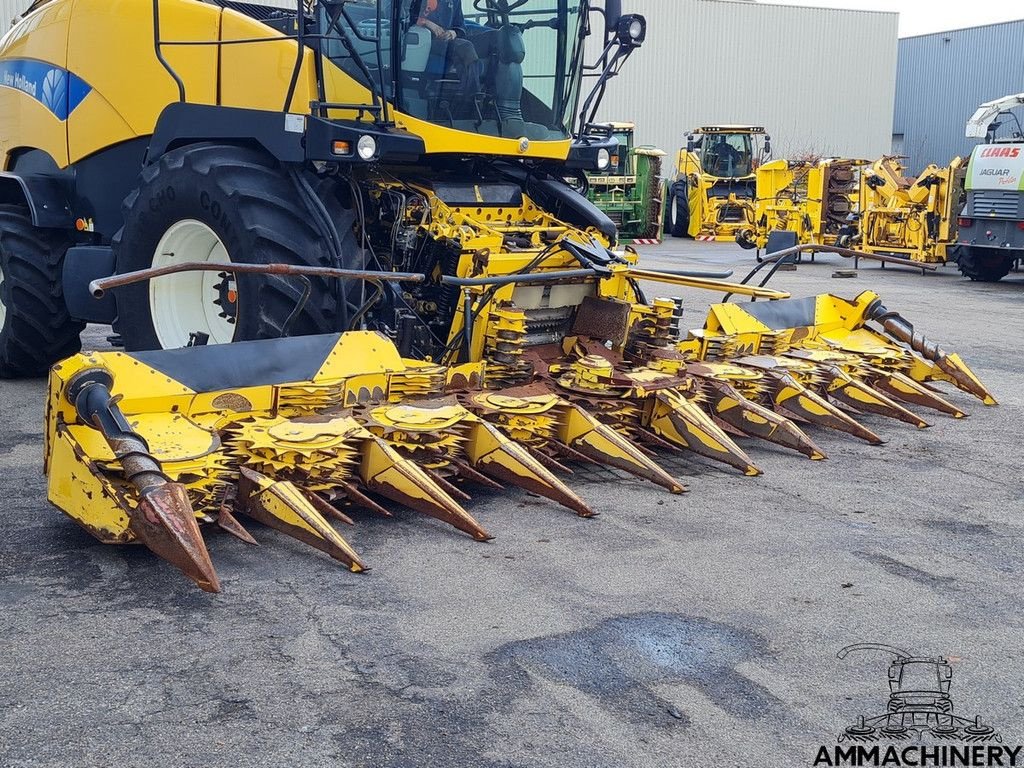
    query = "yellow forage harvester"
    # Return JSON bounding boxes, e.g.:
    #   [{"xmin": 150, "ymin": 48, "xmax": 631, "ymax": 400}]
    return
[
  {"xmin": 45, "ymin": 288, "xmax": 994, "ymax": 592},
  {"xmin": 8, "ymin": 0, "xmax": 993, "ymax": 591}
]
